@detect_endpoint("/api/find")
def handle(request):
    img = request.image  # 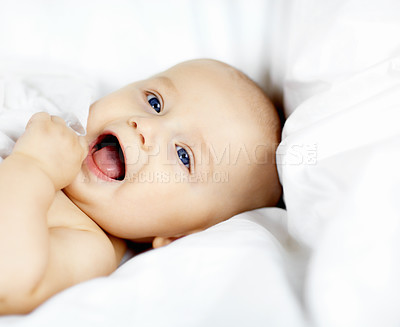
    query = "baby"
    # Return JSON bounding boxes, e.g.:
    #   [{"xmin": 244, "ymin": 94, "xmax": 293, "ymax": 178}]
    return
[{"xmin": 0, "ymin": 59, "xmax": 282, "ymax": 314}]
